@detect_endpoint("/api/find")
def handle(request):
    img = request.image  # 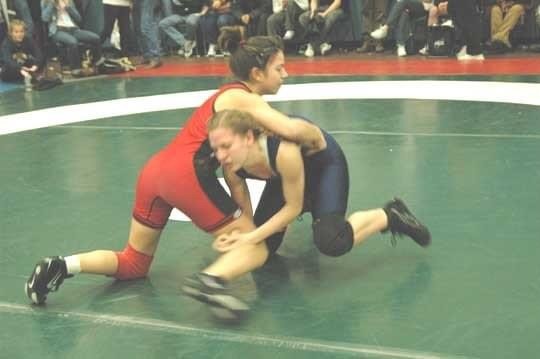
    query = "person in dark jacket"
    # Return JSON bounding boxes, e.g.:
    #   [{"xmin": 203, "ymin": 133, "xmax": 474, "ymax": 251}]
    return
[{"xmin": 0, "ymin": 19, "xmax": 43, "ymax": 86}]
